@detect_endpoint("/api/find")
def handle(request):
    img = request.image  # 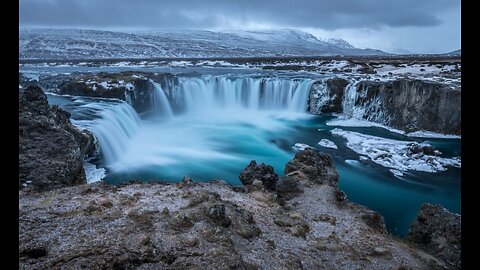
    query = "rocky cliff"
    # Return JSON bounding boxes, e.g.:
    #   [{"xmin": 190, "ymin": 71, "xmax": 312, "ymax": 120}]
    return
[
  {"xmin": 19, "ymin": 147, "xmax": 460, "ymax": 269},
  {"xmin": 309, "ymin": 78, "xmax": 461, "ymax": 135},
  {"xmin": 19, "ymin": 86, "xmax": 94, "ymax": 191}
]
